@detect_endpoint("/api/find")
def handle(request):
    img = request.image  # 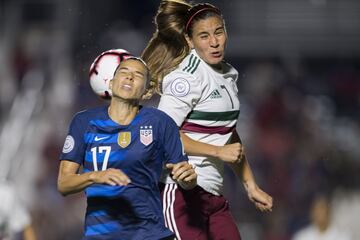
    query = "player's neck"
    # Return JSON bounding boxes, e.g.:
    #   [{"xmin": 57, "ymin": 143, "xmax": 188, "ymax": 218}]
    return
[
  {"xmin": 108, "ymin": 100, "xmax": 139, "ymax": 125},
  {"xmin": 209, "ymin": 62, "xmax": 223, "ymax": 73}
]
